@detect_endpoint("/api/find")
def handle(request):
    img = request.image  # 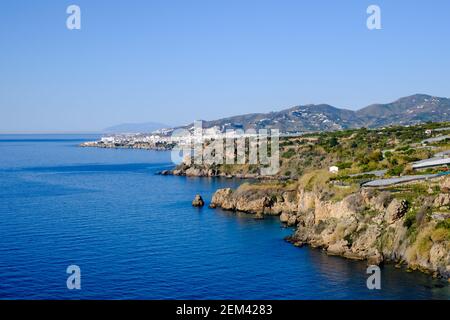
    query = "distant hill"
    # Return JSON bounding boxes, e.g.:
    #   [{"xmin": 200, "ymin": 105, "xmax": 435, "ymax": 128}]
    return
[
  {"xmin": 103, "ymin": 122, "xmax": 169, "ymax": 133},
  {"xmin": 196, "ymin": 104, "xmax": 363, "ymax": 132},
  {"xmin": 178, "ymin": 94, "xmax": 450, "ymax": 133},
  {"xmin": 356, "ymin": 94, "xmax": 450, "ymax": 128}
]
